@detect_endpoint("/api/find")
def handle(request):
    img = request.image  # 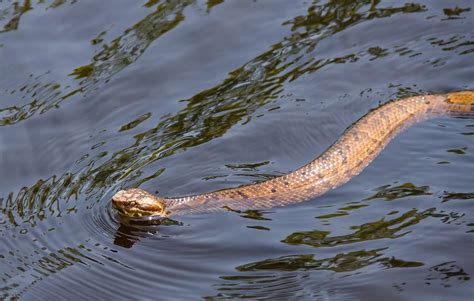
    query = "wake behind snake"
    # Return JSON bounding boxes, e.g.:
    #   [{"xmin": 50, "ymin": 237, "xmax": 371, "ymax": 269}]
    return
[{"xmin": 112, "ymin": 91, "xmax": 474, "ymax": 218}]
